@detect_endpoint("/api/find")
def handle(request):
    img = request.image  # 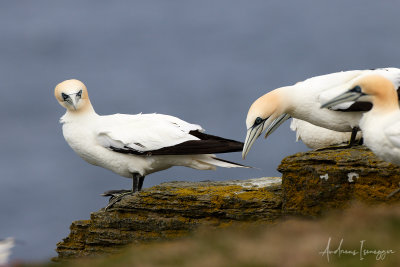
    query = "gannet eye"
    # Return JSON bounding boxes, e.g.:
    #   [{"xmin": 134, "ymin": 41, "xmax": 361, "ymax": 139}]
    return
[
  {"xmin": 254, "ymin": 117, "xmax": 263, "ymax": 125},
  {"xmin": 76, "ymin": 90, "xmax": 82, "ymax": 98},
  {"xmin": 62, "ymin": 93, "xmax": 69, "ymax": 101},
  {"xmin": 350, "ymin": 86, "xmax": 362, "ymax": 93}
]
